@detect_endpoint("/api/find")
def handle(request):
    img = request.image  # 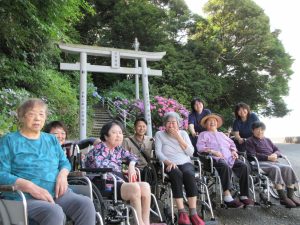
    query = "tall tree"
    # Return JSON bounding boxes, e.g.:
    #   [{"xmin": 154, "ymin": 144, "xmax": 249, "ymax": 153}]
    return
[{"xmin": 189, "ymin": 0, "xmax": 293, "ymax": 118}]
